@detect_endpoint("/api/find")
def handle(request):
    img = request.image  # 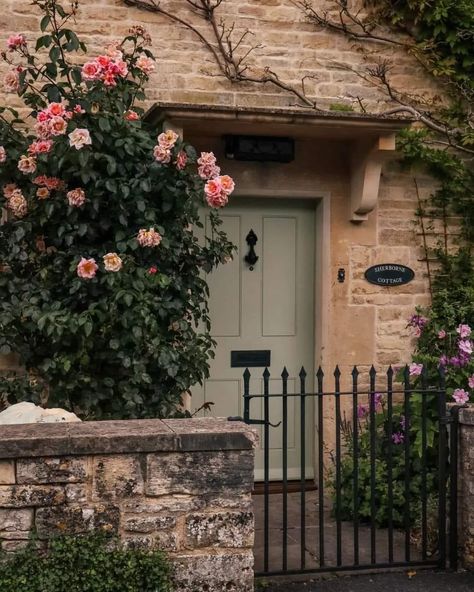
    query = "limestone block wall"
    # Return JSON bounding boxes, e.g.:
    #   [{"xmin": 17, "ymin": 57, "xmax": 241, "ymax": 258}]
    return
[
  {"xmin": 0, "ymin": 418, "xmax": 257, "ymax": 592},
  {"xmin": 458, "ymin": 407, "xmax": 474, "ymax": 568}
]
